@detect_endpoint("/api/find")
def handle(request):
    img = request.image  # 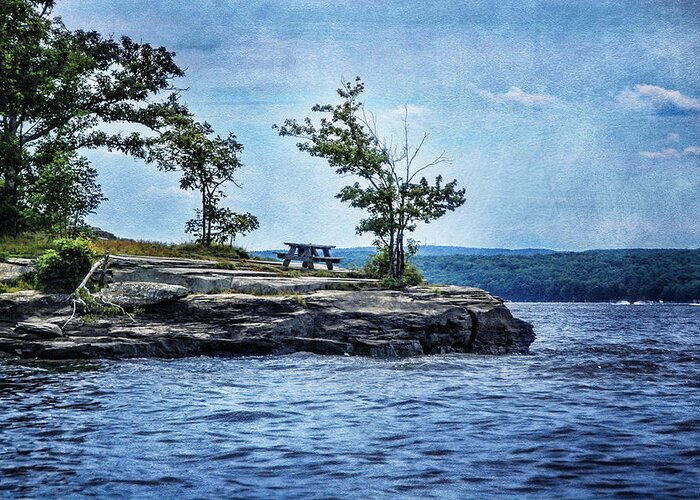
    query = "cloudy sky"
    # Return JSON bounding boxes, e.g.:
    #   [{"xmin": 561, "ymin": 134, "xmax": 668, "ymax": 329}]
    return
[{"xmin": 55, "ymin": 0, "xmax": 699, "ymax": 250}]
